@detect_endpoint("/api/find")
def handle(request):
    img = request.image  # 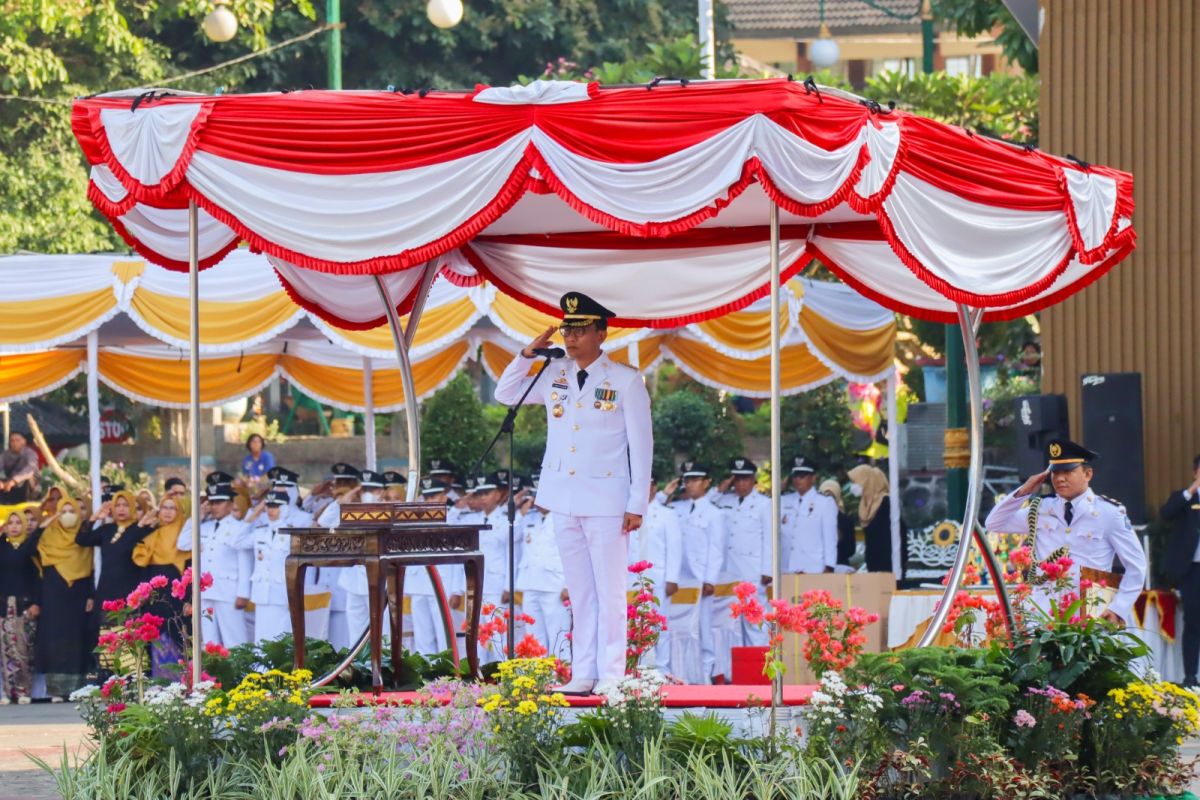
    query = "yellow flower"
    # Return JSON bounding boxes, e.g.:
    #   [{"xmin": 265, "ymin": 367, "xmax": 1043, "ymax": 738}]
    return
[{"xmin": 516, "ymin": 700, "xmax": 538, "ymax": 715}]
